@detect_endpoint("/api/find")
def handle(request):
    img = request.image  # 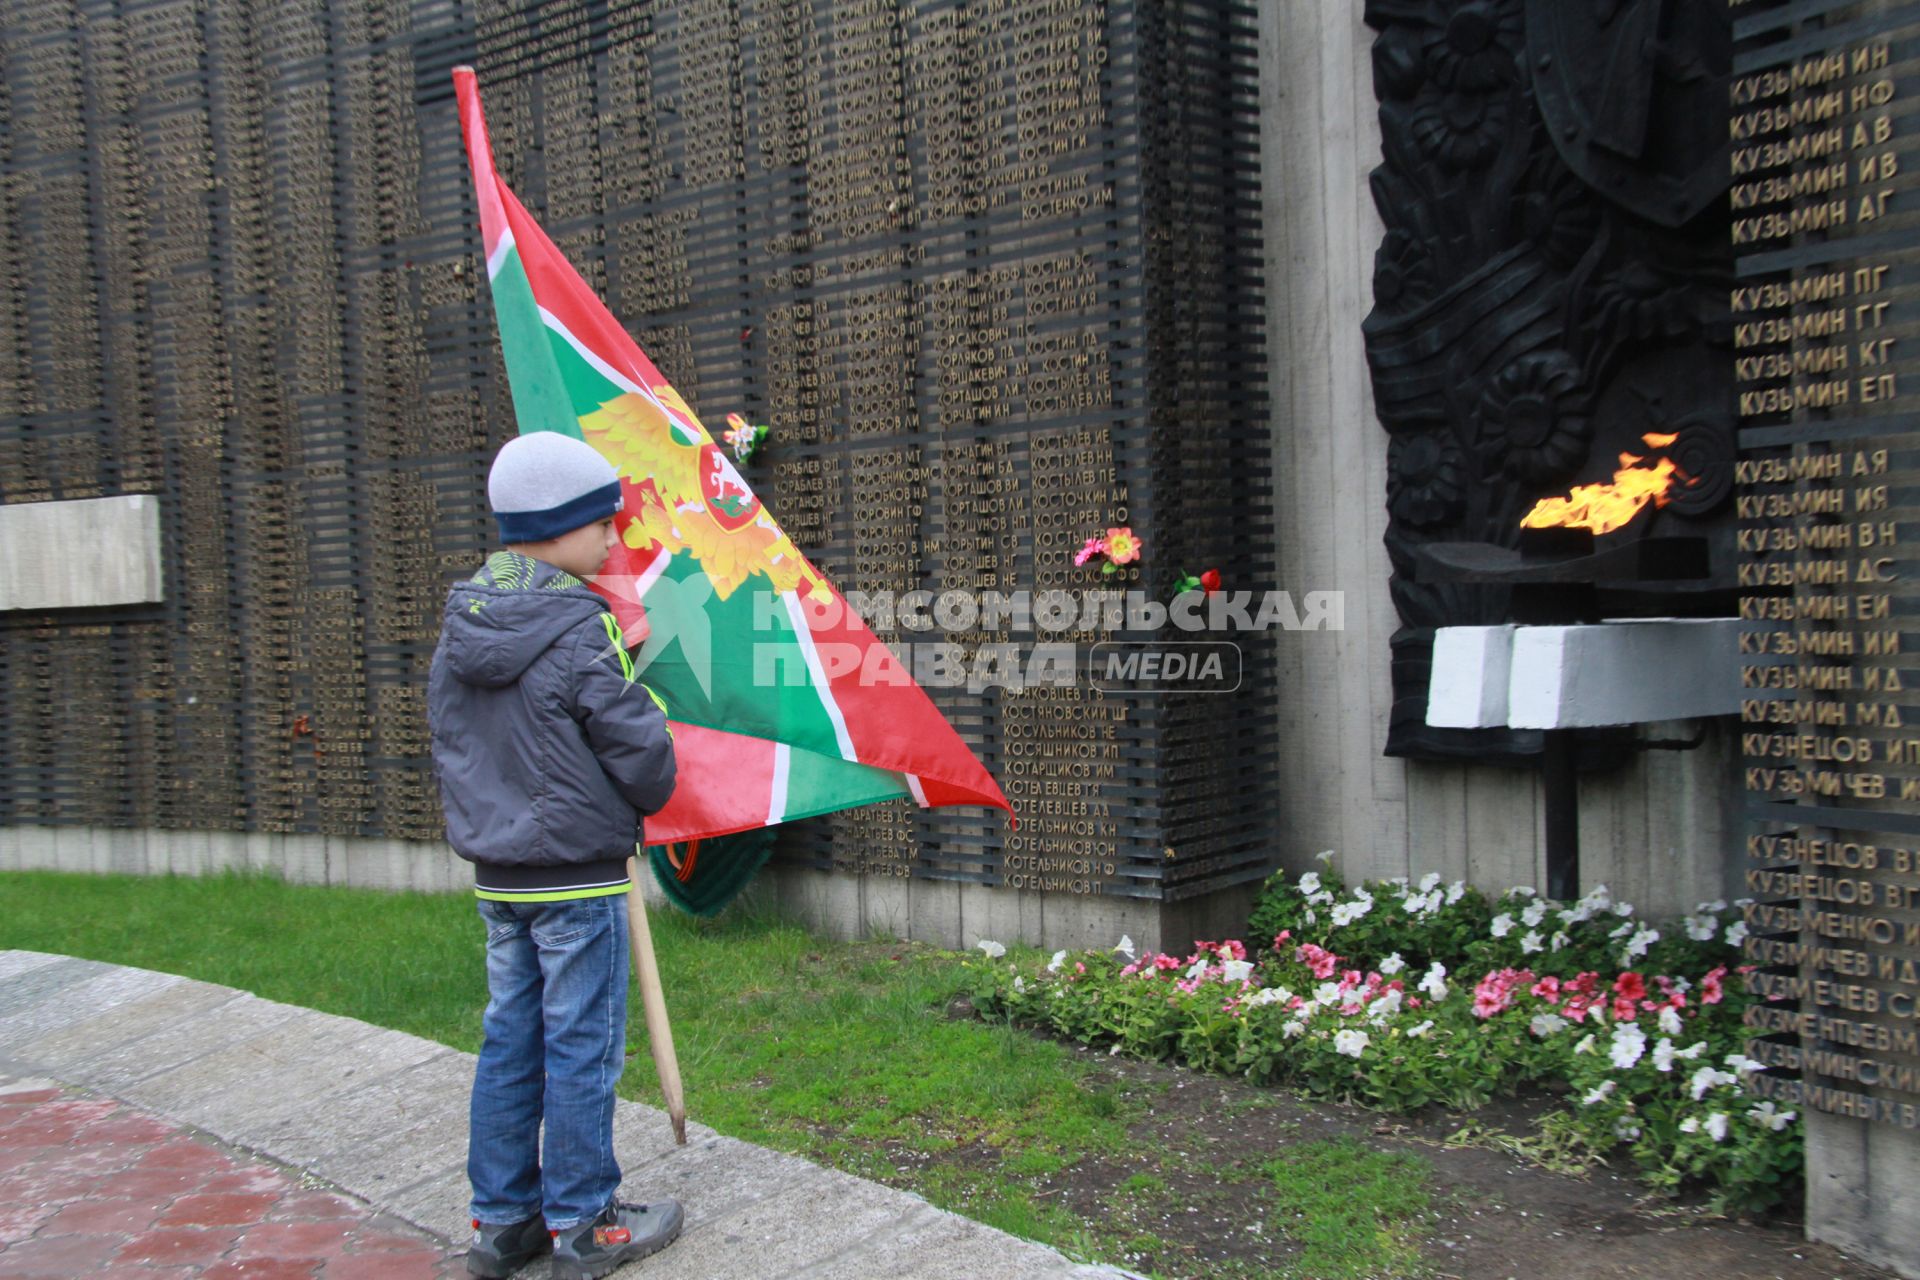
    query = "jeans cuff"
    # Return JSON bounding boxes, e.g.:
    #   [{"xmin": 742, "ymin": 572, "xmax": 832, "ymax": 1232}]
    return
[{"xmin": 473, "ymin": 1206, "xmax": 543, "ymax": 1227}]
